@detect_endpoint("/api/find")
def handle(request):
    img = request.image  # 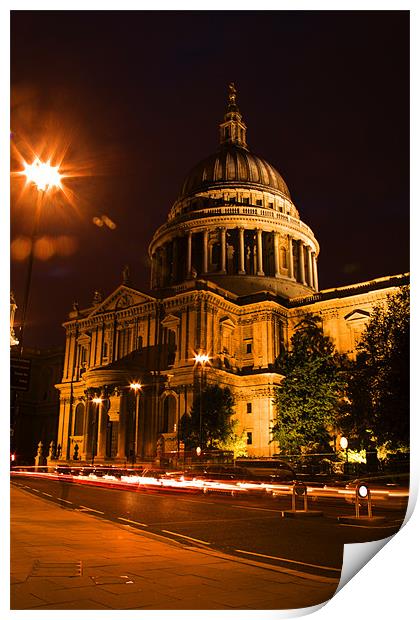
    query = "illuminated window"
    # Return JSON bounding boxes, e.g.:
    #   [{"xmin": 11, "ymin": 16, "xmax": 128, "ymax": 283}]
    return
[
  {"xmin": 246, "ymin": 403, "xmax": 252, "ymax": 414},
  {"xmin": 247, "ymin": 432, "xmax": 253, "ymax": 445}
]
